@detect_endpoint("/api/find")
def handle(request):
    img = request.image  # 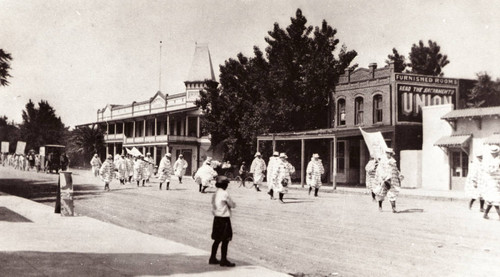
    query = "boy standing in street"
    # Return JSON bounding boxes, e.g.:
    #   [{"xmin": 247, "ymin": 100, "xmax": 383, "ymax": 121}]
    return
[{"xmin": 209, "ymin": 176, "xmax": 236, "ymax": 267}]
